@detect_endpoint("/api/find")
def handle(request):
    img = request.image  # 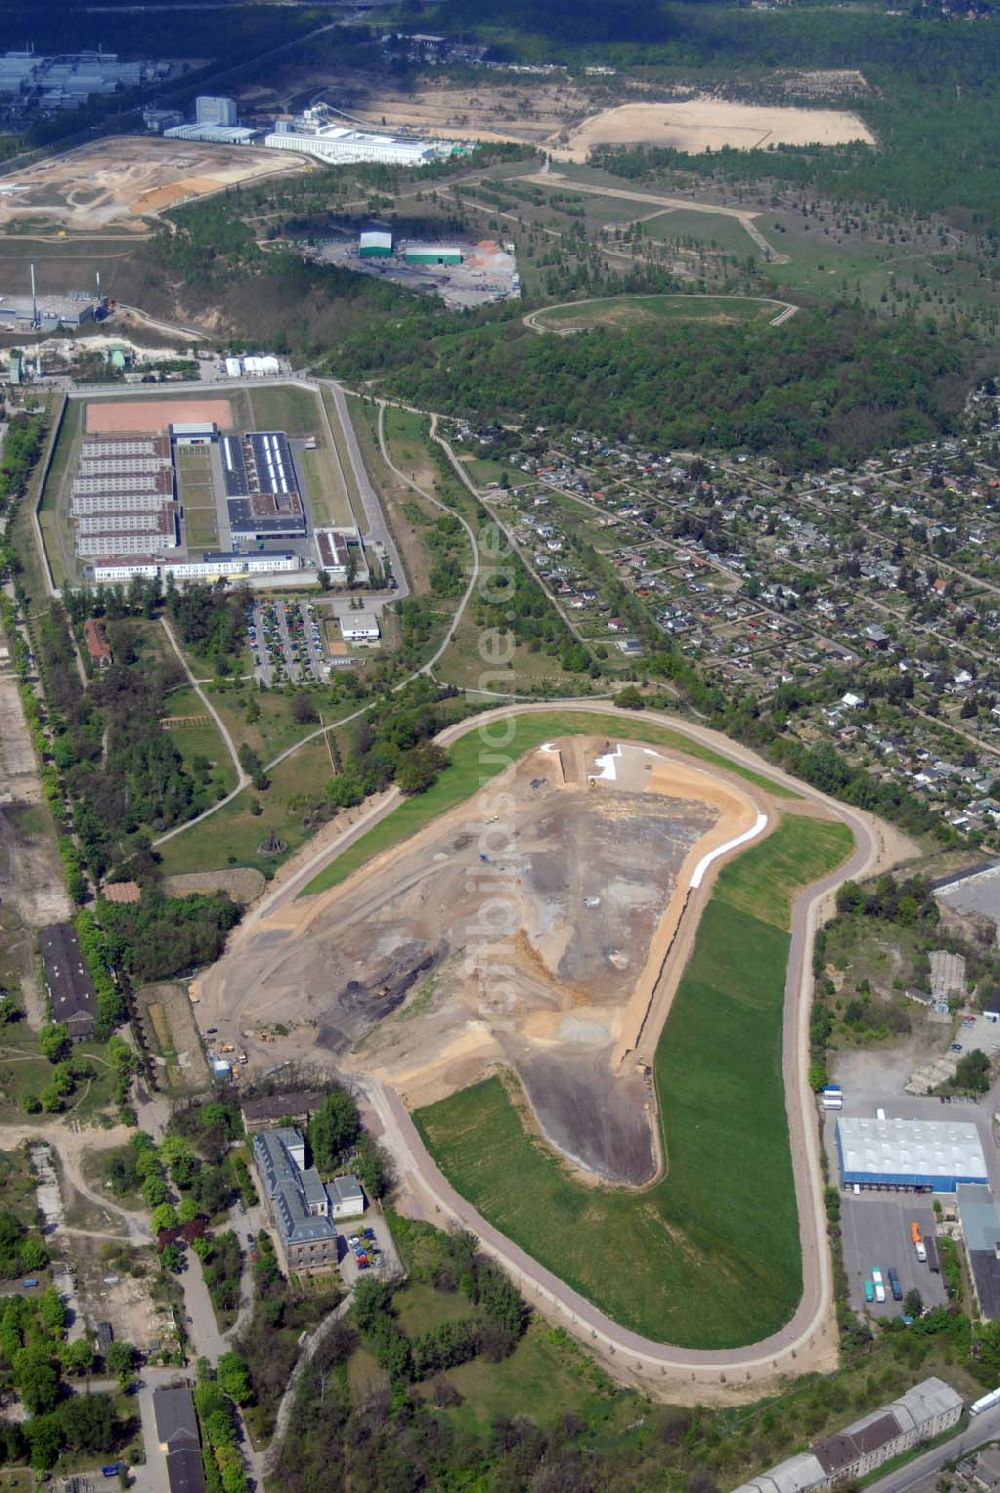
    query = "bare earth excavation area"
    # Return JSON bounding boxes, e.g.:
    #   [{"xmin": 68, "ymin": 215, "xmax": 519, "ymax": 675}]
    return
[
  {"xmin": 559, "ymin": 98, "xmax": 875, "ymax": 161},
  {"xmin": 0, "ymin": 137, "xmax": 303, "ymax": 233},
  {"xmin": 196, "ymin": 737, "xmax": 765, "ymax": 1185}
]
